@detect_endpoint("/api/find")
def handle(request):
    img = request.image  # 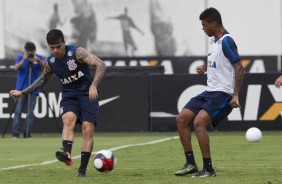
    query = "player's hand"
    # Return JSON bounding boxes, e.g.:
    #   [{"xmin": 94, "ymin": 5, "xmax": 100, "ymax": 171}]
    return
[
  {"xmin": 89, "ymin": 84, "xmax": 98, "ymax": 101},
  {"xmin": 274, "ymin": 75, "xmax": 282, "ymax": 88},
  {"xmin": 10, "ymin": 90, "xmax": 22, "ymax": 99},
  {"xmin": 229, "ymin": 95, "xmax": 241, "ymax": 108},
  {"xmin": 196, "ymin": 65, "xmax": 207, "ymax": 74}
]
